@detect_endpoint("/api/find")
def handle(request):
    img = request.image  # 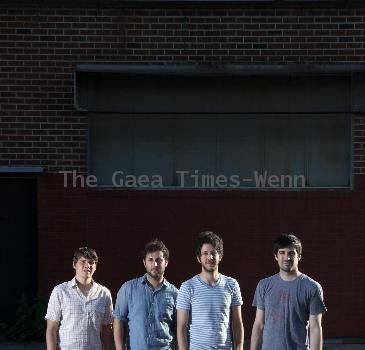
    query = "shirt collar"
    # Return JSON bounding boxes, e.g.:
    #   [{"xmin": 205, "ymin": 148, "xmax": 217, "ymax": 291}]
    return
[
  {"xmin": 69, "ymin": 277, "xmax": 78, "ymax": 288},
  {"xmin": 141, "ymin": 274, "xmax": 167, "ymax": 290},
  {"xmin": 69, "ymin": 277, "xmax": 98, "ymax": 294}
]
